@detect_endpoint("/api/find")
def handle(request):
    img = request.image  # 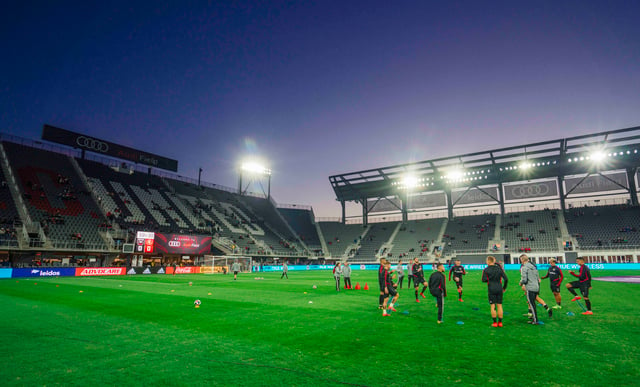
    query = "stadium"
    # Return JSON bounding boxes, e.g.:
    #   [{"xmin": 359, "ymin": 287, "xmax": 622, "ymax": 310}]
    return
[
  {"xmin": 1, "ymin": 124, "xmax": 639, "ymax": 385},
  {"xmin": 4, "ymin": 3, "xmax": 640, "ymax": 386}
]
